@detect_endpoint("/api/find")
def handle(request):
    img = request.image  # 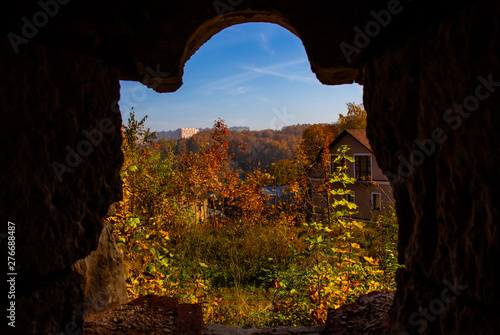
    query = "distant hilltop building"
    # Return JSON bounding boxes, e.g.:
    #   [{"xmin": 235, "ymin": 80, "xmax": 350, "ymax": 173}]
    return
[
  {"xmin": 156, "ymin": 128, "xmax": 199, "ymax": 140},
  {"xmin": 179, "ymin": 128, "xmax": 199, "ymax": 138}
]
